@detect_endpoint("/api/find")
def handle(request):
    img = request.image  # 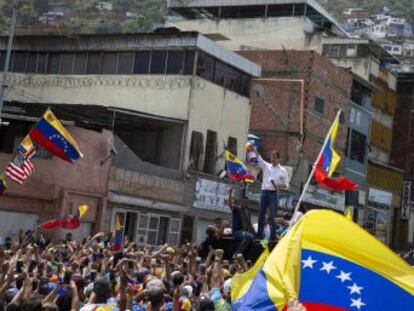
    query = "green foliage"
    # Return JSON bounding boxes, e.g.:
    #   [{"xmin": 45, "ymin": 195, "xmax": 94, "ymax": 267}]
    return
[
  {"xmin": 0, "ymin": 0, "xmax": 411, "ymax": 35},
  {"xmin": 0, "ymin": 0, "xmax": 165, "ymax": 34}
]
